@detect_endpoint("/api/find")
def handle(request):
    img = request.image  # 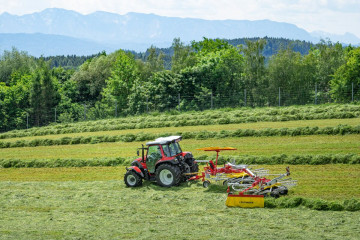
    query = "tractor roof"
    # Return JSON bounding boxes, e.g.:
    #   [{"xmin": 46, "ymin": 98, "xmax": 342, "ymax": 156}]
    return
[{"xmin": 146, "ymin": 136, "xmax": 182, "ymax": 146}]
